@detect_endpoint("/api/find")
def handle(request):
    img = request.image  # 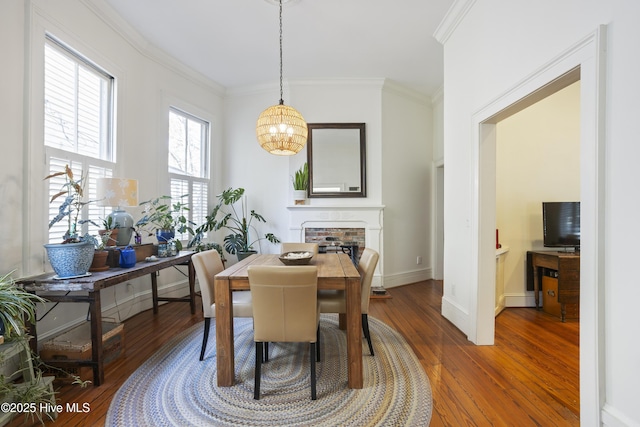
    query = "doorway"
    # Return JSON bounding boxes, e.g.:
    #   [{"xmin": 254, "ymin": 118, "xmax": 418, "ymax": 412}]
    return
[{"xmin": 469, "ymin": 28, "xmax": 607, "ymax": 417}]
